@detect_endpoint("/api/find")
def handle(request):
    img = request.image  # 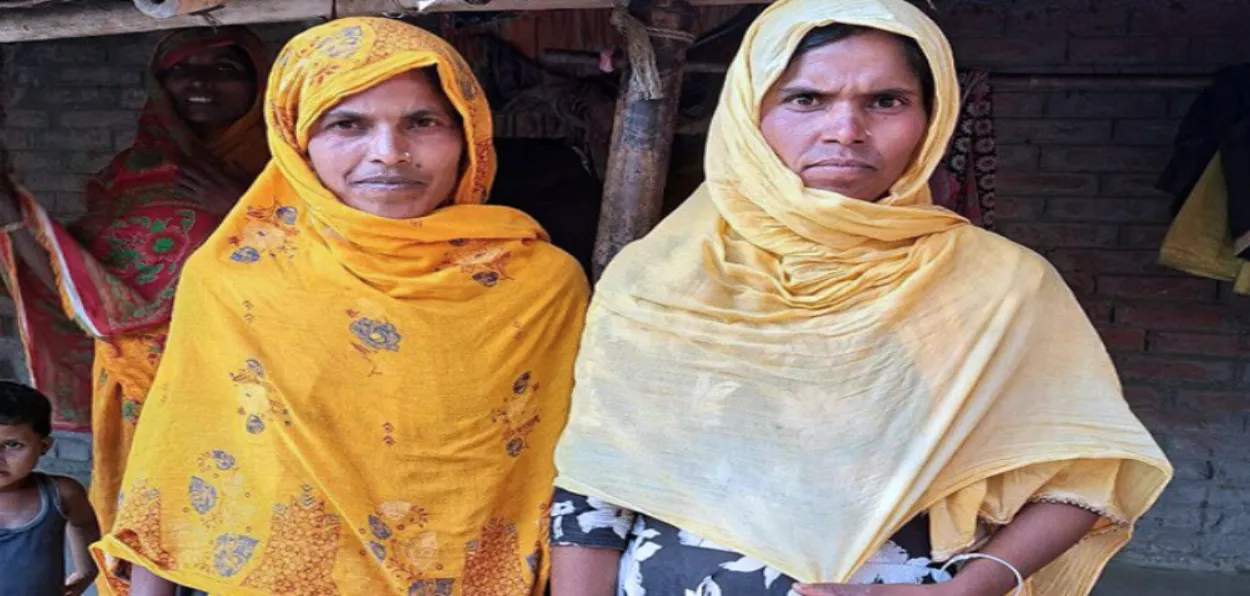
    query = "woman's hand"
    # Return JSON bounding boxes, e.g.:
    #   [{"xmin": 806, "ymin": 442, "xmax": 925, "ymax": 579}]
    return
[
  {"xmin": 176, "ymin": 160, "xmax": 250, "ymax": 215},
  {"xmin": 794, "ymin": 584, "xmax": 953, "ymax": 596}
]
